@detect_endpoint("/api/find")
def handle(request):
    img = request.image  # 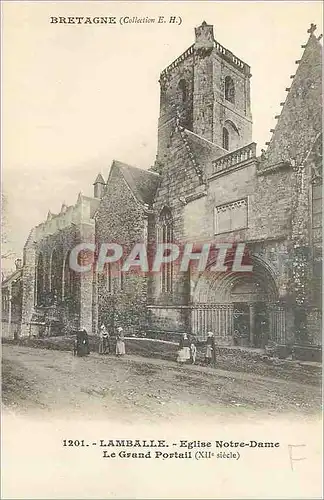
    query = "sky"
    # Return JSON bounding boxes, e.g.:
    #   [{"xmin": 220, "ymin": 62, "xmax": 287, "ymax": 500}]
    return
[{"xmin": 2, "ymin": 1, "xmax": 323, "ymax": 271}]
